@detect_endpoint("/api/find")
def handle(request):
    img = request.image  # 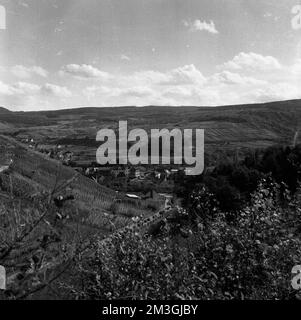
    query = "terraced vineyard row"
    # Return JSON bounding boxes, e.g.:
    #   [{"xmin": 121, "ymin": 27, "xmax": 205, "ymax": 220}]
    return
[{"xmin": 0, "ymin": 134, "xmax": 159, "ymax": 235}]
